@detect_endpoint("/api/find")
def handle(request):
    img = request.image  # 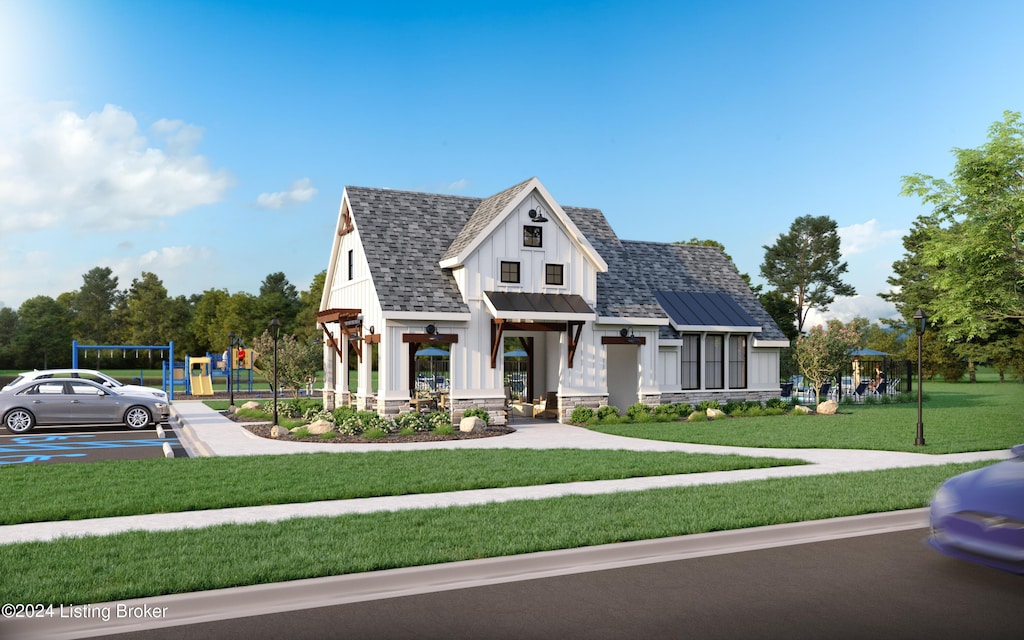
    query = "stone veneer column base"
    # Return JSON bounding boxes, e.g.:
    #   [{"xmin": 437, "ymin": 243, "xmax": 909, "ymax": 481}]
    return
[
  {"xmin": 557, "ymin": 394, "xmax": 608, "ymax": 424},
  {"xmin": 450, "ymin": 397, "xmax": 506, "ymax": 426},
  {"xmin": 377, "ymin": 397, "xmax": 410, "ymax": 418}
]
